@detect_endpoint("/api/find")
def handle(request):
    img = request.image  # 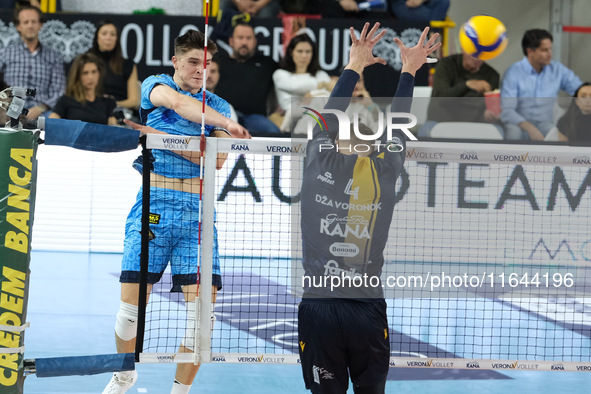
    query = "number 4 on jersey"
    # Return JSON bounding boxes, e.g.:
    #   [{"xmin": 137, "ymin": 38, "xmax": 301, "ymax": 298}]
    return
[{"xmin": 344, "ymin": 179, "xmax": 359, "ymax": 200}]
